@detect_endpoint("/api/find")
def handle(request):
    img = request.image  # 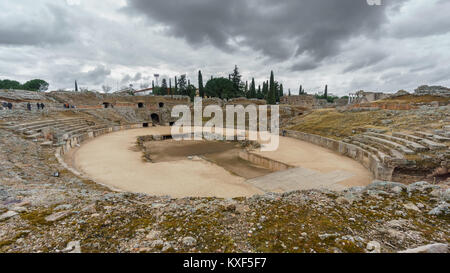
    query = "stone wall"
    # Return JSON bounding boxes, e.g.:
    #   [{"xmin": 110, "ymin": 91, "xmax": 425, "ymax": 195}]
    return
[
  {"xmin": 280, "ymin": 95, "xmax": 314, "ymax": 108},
  {"xmin": 55, "ymin": 124, "xmax": 144, "ymax": 178},
  {"xmin": 283, "ymin": 130, "xmax": 394, "ymax": 181},
  {"xmin": 415, "ymin": 85, "xmax": 450, "ymax": 97},
  {"xmin": 238, "ymin": 151, "xmax": 293, "ymax": 172}
]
